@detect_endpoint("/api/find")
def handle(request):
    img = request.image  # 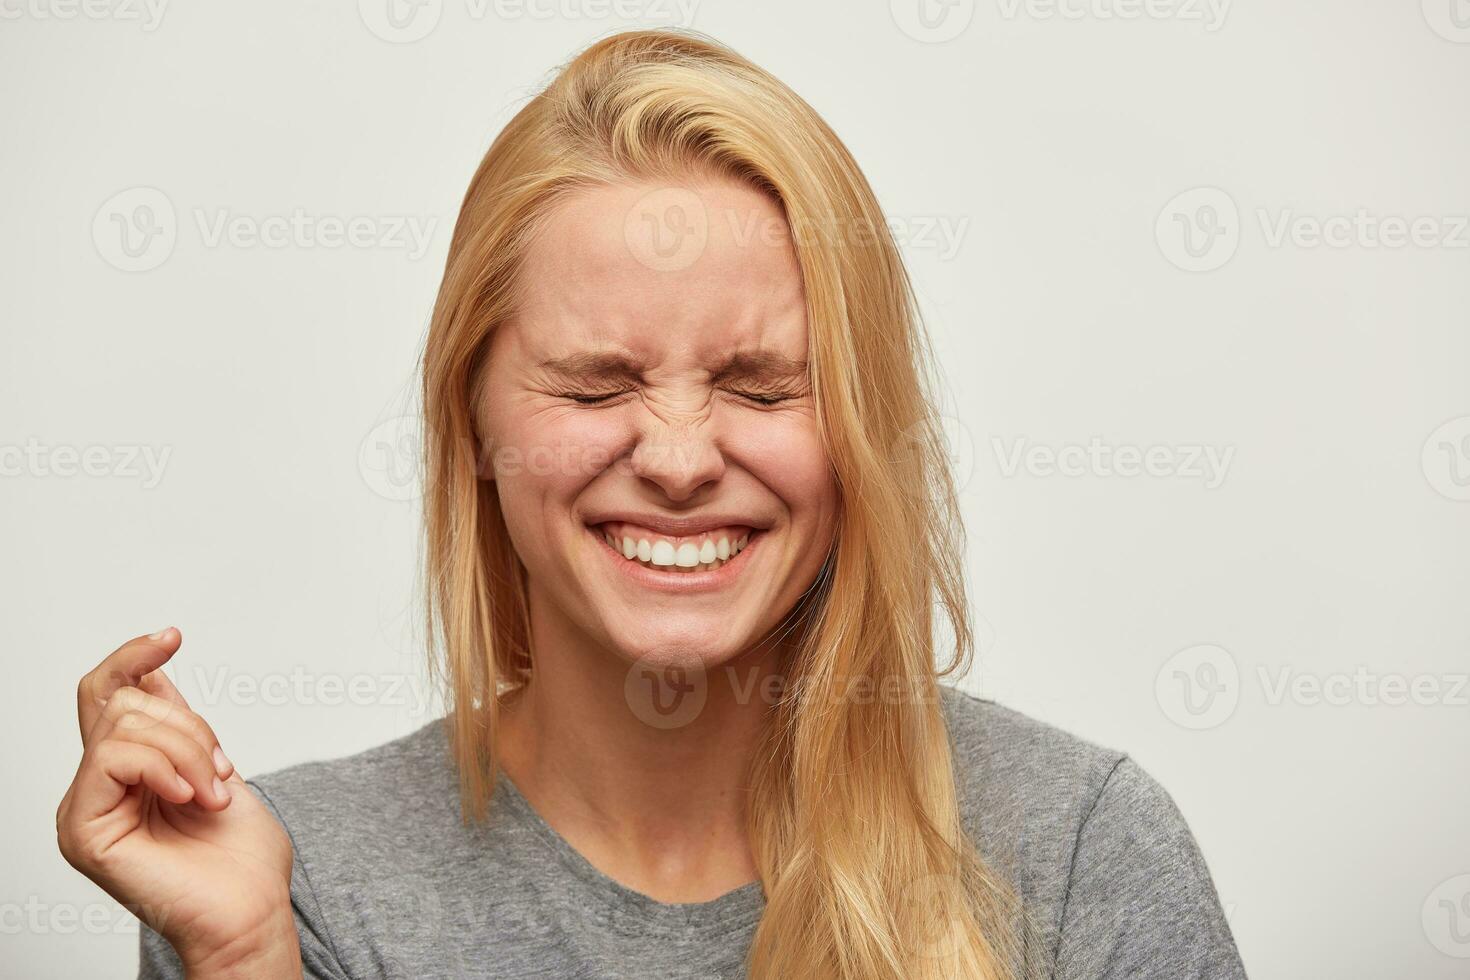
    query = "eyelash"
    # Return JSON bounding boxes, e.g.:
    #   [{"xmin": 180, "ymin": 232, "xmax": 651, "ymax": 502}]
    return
[{"xmin": 556, "ymin": 387, "xmax": 798, "ymax": 406}]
